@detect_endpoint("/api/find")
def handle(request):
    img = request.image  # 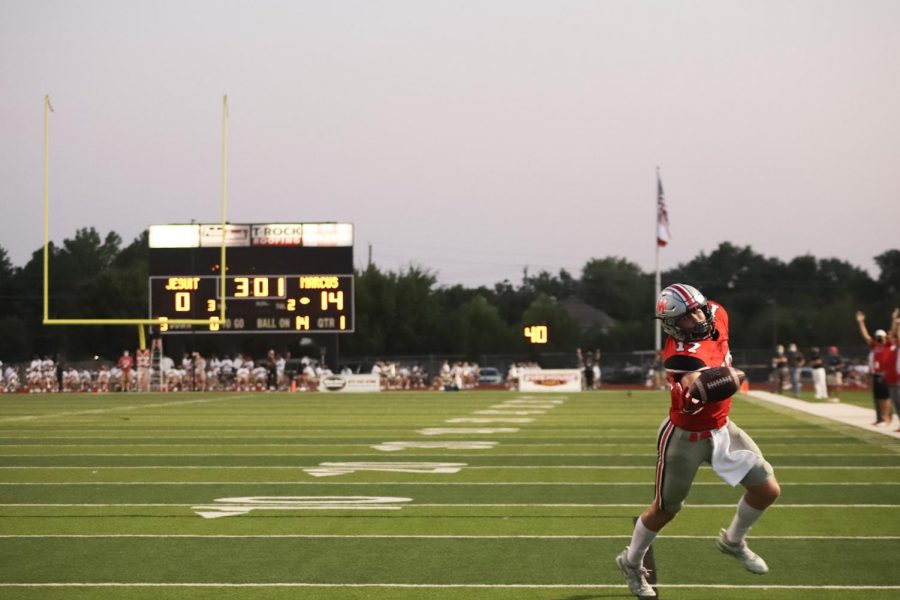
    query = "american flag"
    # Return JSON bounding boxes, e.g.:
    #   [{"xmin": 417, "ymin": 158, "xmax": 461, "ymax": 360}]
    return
[{"xmin": 656, "ymin": 171, "xmax": 671, "ymax": 247}]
